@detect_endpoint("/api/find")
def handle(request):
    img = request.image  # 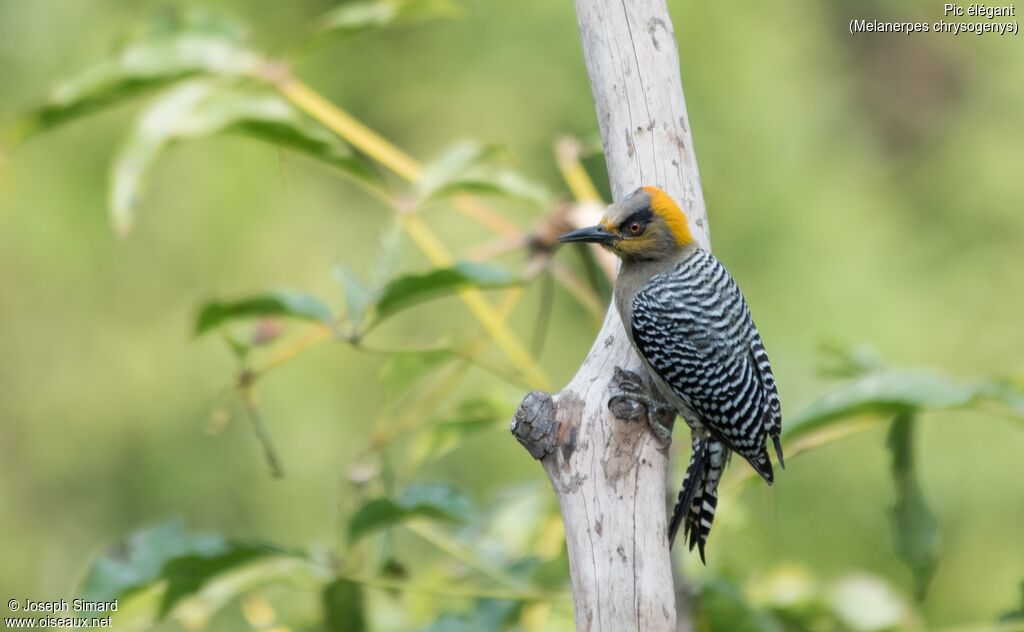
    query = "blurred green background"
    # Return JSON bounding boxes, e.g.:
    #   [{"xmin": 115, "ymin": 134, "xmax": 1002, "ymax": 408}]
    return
[{"xmin": 1, "ymin": 0, "xmax": 1022, "ymax": 630}]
